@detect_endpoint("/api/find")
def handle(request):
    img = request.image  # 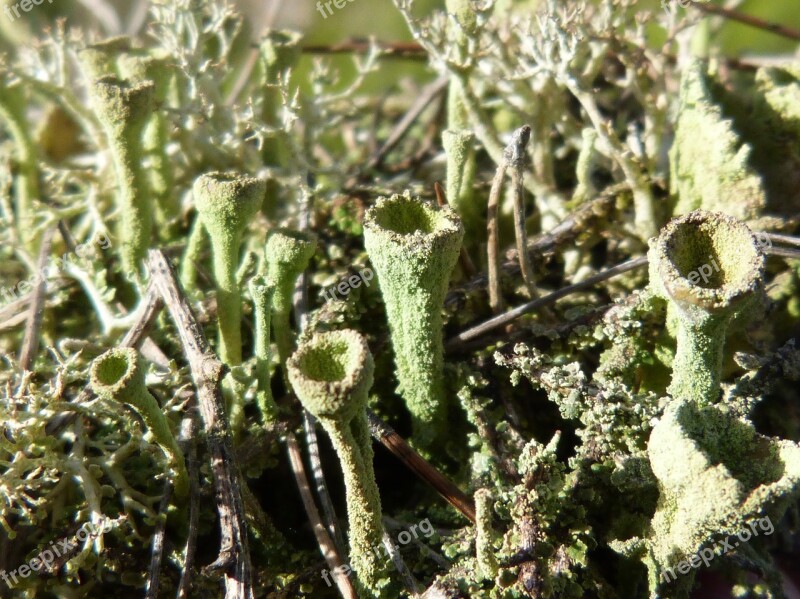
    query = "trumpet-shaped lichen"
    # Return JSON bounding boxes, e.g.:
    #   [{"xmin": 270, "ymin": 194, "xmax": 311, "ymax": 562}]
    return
[
  {"xmin": 193, "ymin": 171, "xmax": 265, "ymax": 366},
  {"xmin": 648, "ymin": 210, "xmax": 765, "ymax": 405},
  {"xmin": 89, "ymin": 77, "xmax": 155, "ymax": 274},
  {"xmin": 249, "ymin": 275, "xmax": 277, "ymax": 423},
  {"xmin": 90, "ymin": 348, "xmax": 188, "ymax": 497},
  {"xmin": 264, "ymin": 228, "xmax": 317, "ymax": 368},
  {"xmin": 287, "ymin": 329, "xmax": 388, "ymax": 597},
  {"xmin": 363, "ymin": 195, "xmax": 464, "ymax": 449}
]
